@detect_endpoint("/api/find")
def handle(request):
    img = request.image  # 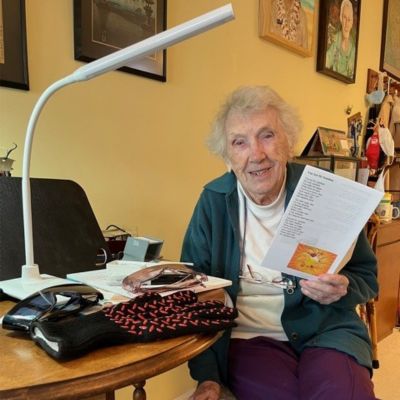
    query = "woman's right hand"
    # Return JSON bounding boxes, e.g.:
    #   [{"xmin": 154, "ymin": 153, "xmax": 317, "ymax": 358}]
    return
[{"xmin": 189, "ymin": 380, "xmax": 221, "ymax": 400}]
